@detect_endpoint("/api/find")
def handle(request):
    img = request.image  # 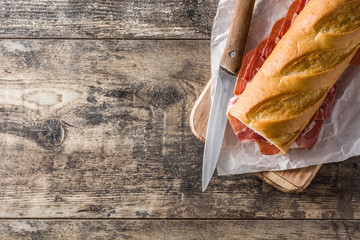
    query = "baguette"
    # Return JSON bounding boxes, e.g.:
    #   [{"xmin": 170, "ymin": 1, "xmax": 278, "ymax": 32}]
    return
[{"xmin": 229, "ymin": 0, "xmax": 360, "ymax": 153}]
